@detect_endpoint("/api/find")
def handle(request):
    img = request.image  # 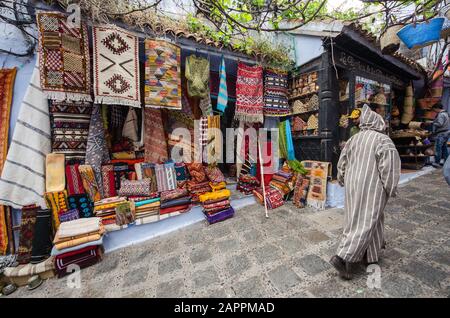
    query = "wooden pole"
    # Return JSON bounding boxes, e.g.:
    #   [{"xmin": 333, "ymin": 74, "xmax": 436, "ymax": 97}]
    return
[{"xmin": 258, "ymin": 131, "xmax": 269, "ymax": 219}]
